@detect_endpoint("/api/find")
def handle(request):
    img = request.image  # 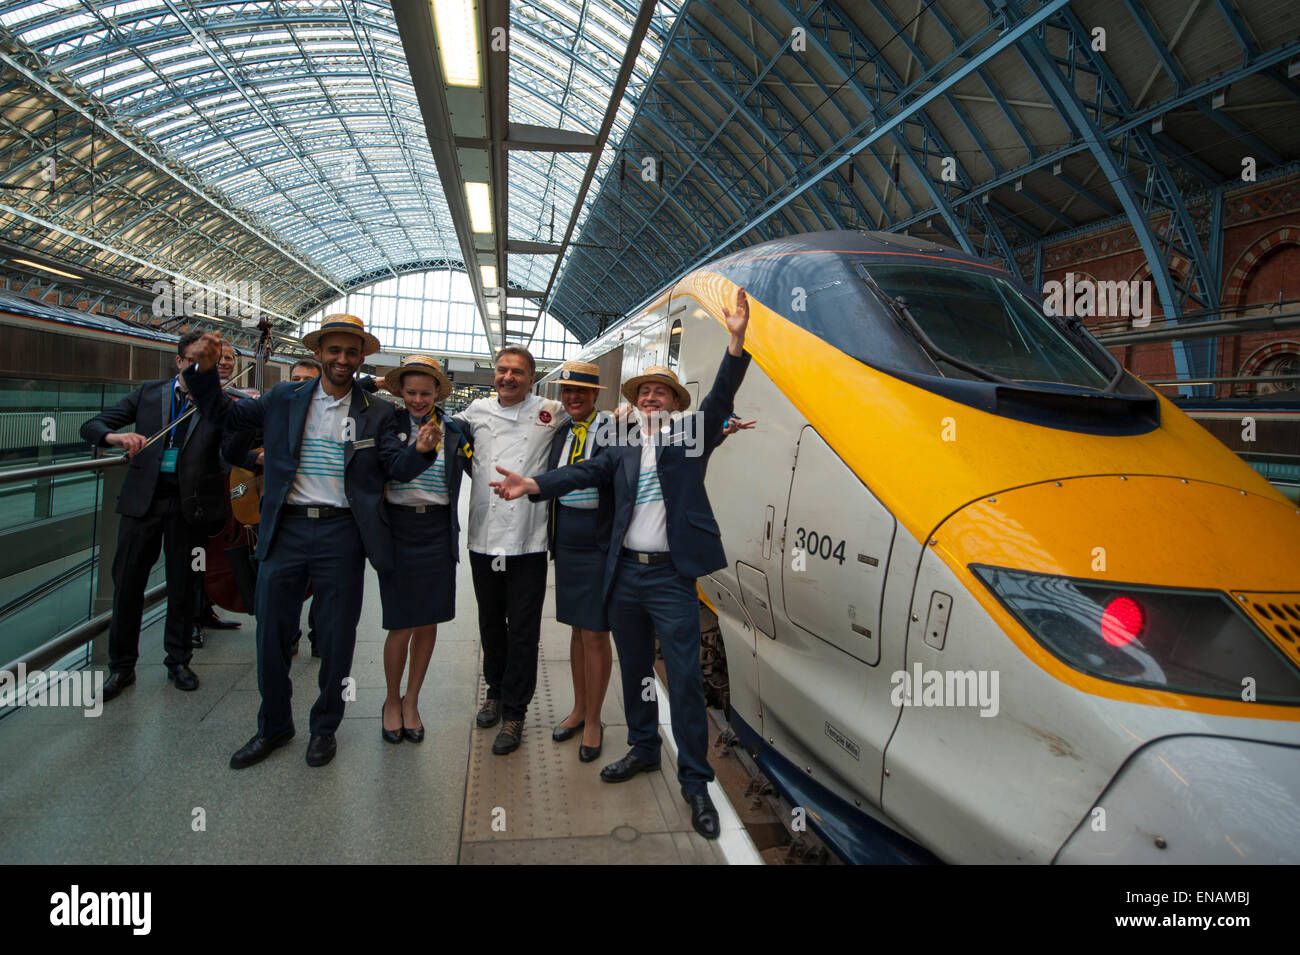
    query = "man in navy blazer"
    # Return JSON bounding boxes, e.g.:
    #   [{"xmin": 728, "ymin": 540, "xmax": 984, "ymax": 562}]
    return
[
  {"xmin": 492, "ymin": 288, "xmax": 751, "ymax": 839},
  {"xmin": 184, "ymin": 315, "xmax": 440, "ymax": 769},
  {"xmin": 81, "ymin": 330, "xmax": 238, "ymax": 700}
]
